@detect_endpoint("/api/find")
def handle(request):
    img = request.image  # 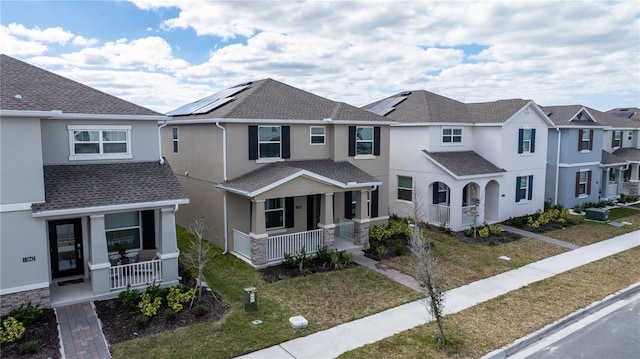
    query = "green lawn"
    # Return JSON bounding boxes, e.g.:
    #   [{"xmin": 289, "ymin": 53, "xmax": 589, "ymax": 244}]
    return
[{"xmin": 546, "ymin": 211, "xmax": 640, "ymax": 246}]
